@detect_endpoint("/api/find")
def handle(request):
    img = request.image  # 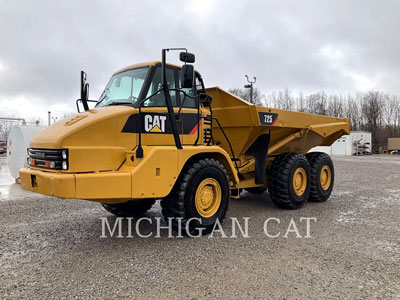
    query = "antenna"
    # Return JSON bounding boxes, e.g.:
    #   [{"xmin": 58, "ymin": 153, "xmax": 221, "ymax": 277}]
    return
[{"xmin": 244, "ymin": 75, "xmax": 257, "ymax": 103}]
